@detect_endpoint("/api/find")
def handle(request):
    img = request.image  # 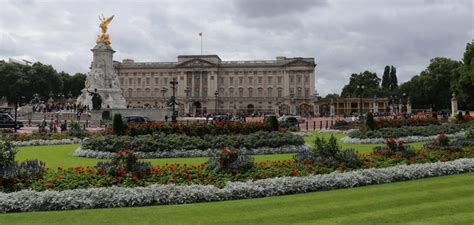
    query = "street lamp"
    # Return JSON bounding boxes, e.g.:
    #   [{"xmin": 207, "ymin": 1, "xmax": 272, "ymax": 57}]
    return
[
  {"xmin": 214, "ymin": 90, "xmax": 219, "ymax": 114},
  {"xmin": 357, "ymin": 84, "xmax": 365, "ymax": 115},
  {"xmin": 402, "ymin": 92, "xmax": 407, "ymax": 113},
  {"xmin": 169, "ymin": 78, "xmax": 178, "ymax": 122}
]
